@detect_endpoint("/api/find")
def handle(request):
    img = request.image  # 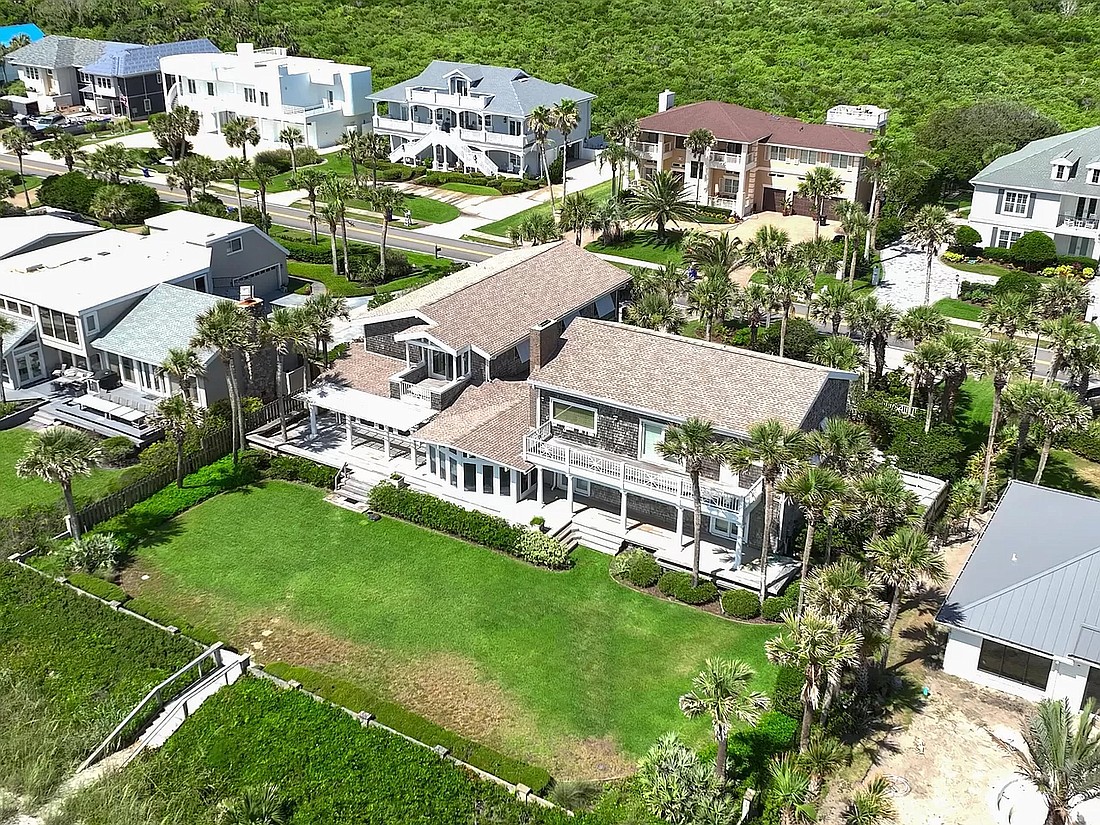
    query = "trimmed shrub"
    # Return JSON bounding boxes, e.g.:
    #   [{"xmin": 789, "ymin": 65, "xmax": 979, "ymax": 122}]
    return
[
  {"xmin": 124, "ymin": 597, "xmax": 222, "ymax": 647},
  {"xmin": 254, "ymin": 149, "xmax": 293, "ymax": 174},
  {"xmin": 38, "ymin": 171, "xmax": 103, "ymax": 213},
  {"xmin": 609, "ymin": 548, "xmax": 661, "ymax": 588},
  {"xmin": 952, "ymin": 225, "xmax": 981, "ymax": 250},
  {"xmin": 265, "ymin": 455, "xmax": 335, "ymax": 488},
  {"xmin": 721, "ymin": 587, "xmax": 761, "ymax": 619},
  {"xmin": 294, "ymin": 146, "xmax": 321, "ymax": 167},
  {"xmin": 772, "ymin": 665, "xmax": 805, "ymax": 718},
  {"xmin": 726, "ymin": 711, "xmax": 801, "ymax": 786},
  {"xmin": 1009, "ymin": 231, "xmax": 1057, "ymax": 271},
  {"xmin": 760, "ymin": 317, "xmax": 820, "ymax": 362},
  {"xmin": 874, "ymin": 215, "xmax": 904, "ymax": 248},
  {"xmin": 992, "ymin": 269, "xmax": 1041, "ymax": 298},
  {"xmin": 120, "ymin": 181, "xmax": 161, "ymax": 221},
  {"xmin": 499, "ymin": 179, "xmax": 526, "ymax": 195},
  {"xmin": 959, "ymin": 280, "xmax": 995, "ymax": 304},
  {"xmin": 658, "ymin": 571, "xmax": 719, "ymax": 605},
  {"xmin": 1058, "ymin": 254, "xmax": 1099, "ymax": 269},
  {"xmin": 1066, "ymin": 427, "xmax": 1100, "ymax": 462},
  {"xmin": 66, "ymin": 572, "xmax": 127, "ymax": 603},
  {"xmin": 761, "ymin": 595, "xmax": 789, "ymax": 621},
  {"xmin": 279, "ymin": 238, "xmax": 414, "ymax": 280},
  {"xmin": 512, "ymin": 529, "xmax": 572, "ymax": 569},
  {"xmin": 239, "ymin": 205, "xmax": 271, "ymax": 231},
  {"xmin": 888, "ymin": 419, "xmax": 968, "ymax": 480},
  {"xmin": 99, "ymin": 436, "xmax": 137, "ymax": 467}
]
